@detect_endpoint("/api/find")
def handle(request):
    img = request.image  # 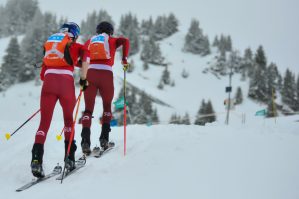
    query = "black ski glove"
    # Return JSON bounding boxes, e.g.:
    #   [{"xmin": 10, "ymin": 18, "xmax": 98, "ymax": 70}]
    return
[{"xmin": 79, "ymin": 78, "xmax": 88, "ymax": 91}]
